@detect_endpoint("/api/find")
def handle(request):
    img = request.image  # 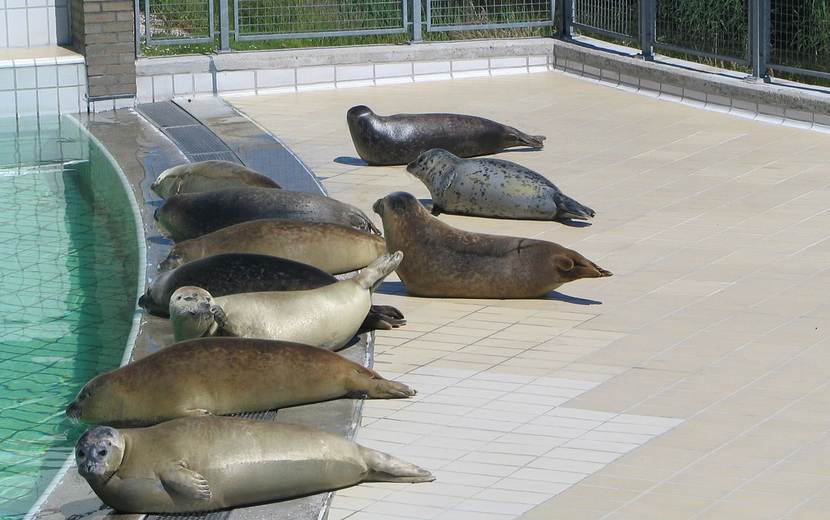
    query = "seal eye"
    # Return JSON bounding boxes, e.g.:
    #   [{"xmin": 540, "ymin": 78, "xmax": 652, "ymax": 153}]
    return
[
  {"xmin": 77, "ymin": 450, "xmax": 85, "ymax": 458},
  {"xmin": 98, "ymin": 449, "xmax": 107, "ymax": 457}
]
